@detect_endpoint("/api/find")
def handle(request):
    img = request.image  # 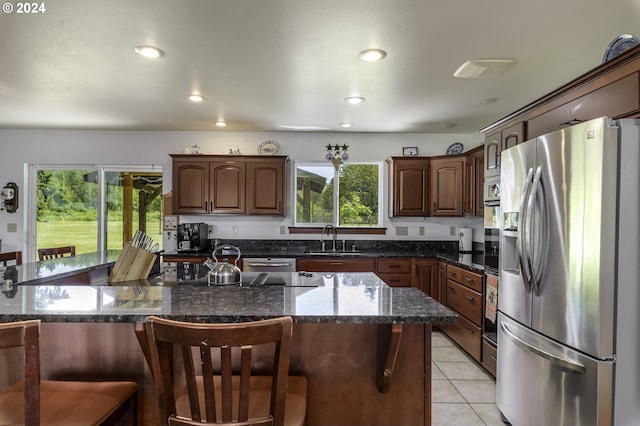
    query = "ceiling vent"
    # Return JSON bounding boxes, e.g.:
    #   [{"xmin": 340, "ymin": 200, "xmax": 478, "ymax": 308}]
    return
[{"xmin": 454, "ymin": 59, "xmax": 517, "ymax": 79}]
